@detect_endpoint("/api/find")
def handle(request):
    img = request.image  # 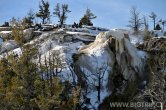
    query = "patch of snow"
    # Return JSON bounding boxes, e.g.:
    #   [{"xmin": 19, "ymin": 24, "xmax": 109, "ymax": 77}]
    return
[
  {"xmin": 80, "ymin": 65, "xmax": 111, "ymax": 109},
  {"xmin": 0, "ymin": 40, "xmax": 18, "ymax": 53},
  {"xmin": 8, "ymin": 48, "xmax": 22, "ymax": 57},
  {"xmin": 129, "ymin": 34, "xmax": 144, "ymax": 45},
  {"xmin": 57, "ymin": 28, "xmax": 64, "ymax": 32},
  {"xmin": 75, "ymin": 35, "xmax": 94, "ymax": 42},
  {"xmin": 78, "ymin": 45, "xmax": 112, "ymax": 74},
  {"xmin": 29, "ymin": 33, "xmax": 50, "ymax": 44},
  {"xmin": 39, "ymin": 39, "xmax": 59, "ymax": 54},
  {"xmin": 58, "ymin": 66, "xmax": 77, "ymax": 82},
  {"xmin": 64, "ymin": 26, "xmax": 109, "ymax": 36},
  {"xmin": 37, "ymin": 41, "xmax": 84, "ymax": 83},
  {"xmin": 152, "ymin": 30, "xmax": 164, "ymax": 37},
  {"xmin": 63, "ymin": 42, "xmax": 84, "ymax": 61},
  {"xmin": 0, "ymin": 31, "xmax": 12, "ymax": 34},
  {"xmin": 66, "ymin": 31, "xmax": 95, "ymax": 36},
  {"xmin": 111, "ymin": 28, "xmax": 129, "ymax": 34},
  {"xmin": 137, "ymin": 50, "xmax": 148, "ymax": 59}
]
